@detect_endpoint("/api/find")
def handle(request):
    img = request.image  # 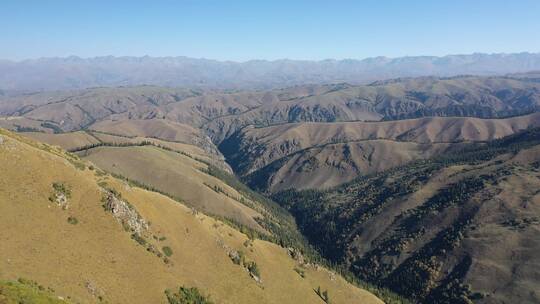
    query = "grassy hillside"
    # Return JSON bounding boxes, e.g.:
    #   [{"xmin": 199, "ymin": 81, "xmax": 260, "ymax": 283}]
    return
[
  {"xmin": 0, "ymin": 279, "xmax": 69, "ymax": 304},
  {"xmin": 16, "ymin": 128, "xmax": 319, "ymax": 263},
  {"xmin": 272, "ymin": 128, "xmax": 540, "ymax": 303},
  {"xmin": 222, "ymin": 112, "xmax": 540, "ymax": 192},
  {"xmin": 79, "ymin": 144, "xmax": 265, "ymax": 231},
  {"xmin": 23, "ymin": 131, "xmax": 100, "ymax": 151},
  {"xmin": 245, "ymin": 140, "xmax": 456, "ymax": 192},
  {"xmin": 20, "ymin": 129, "xmax": 231, "ymax": 173},
  {"xmin": 0, "ymin": 128, "xmax": 382, "ymax": 304}
]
